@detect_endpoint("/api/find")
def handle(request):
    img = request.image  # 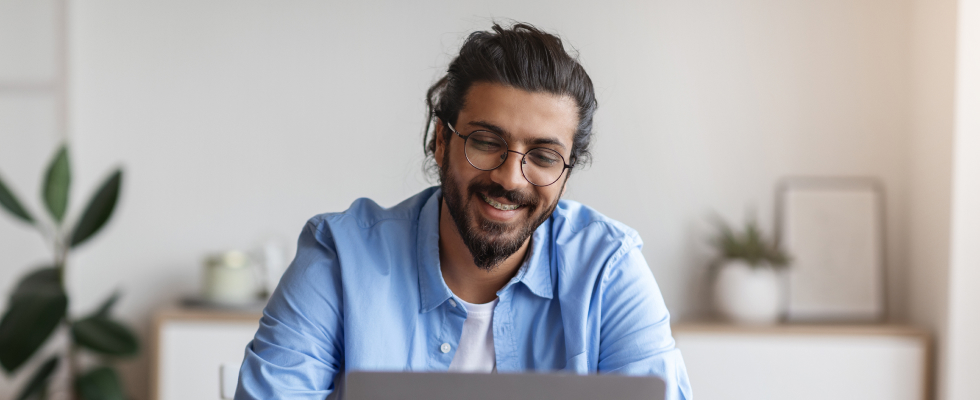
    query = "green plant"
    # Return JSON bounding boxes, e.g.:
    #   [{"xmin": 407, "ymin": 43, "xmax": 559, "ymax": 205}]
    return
[
  {"xmin": 0, "ymin": 144, "xmax": 135, "ymax": 400},
  {"xmin": 711, "ymin": 216, "xmax": 790, "ymax": 269}
]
